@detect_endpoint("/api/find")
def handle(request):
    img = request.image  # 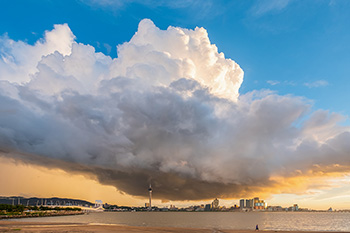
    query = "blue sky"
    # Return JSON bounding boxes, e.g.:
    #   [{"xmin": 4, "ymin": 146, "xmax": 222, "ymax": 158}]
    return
[{"xmin": 1, "ymin": 0, "xmax": 349, "ymax": 118}]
